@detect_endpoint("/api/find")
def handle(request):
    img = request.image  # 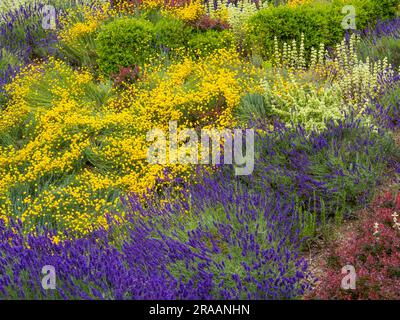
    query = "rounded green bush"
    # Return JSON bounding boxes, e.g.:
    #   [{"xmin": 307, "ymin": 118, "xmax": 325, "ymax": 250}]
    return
[
  {"xmin": 96, "ymin": 17, "xmax": 155, "ymax": 75},
  {"xmin": 153, "ymin": 15, "xmax": 192, "ymax": 53},
  {"xmin": 246, "ymin": 0, "xmax": 399, "ymax": 58}
]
